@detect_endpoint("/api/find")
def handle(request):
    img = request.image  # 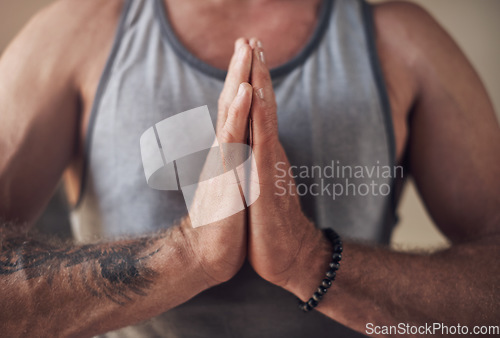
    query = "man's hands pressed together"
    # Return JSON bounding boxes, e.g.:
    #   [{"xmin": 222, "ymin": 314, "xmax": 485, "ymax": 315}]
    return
[
  {"xmin": 184, "ymin": 37, "xmax": 327, "ymax": 290},
  {"xmin": 191, "ymin": 37, "xmax": 332, "ymax": 298}
]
